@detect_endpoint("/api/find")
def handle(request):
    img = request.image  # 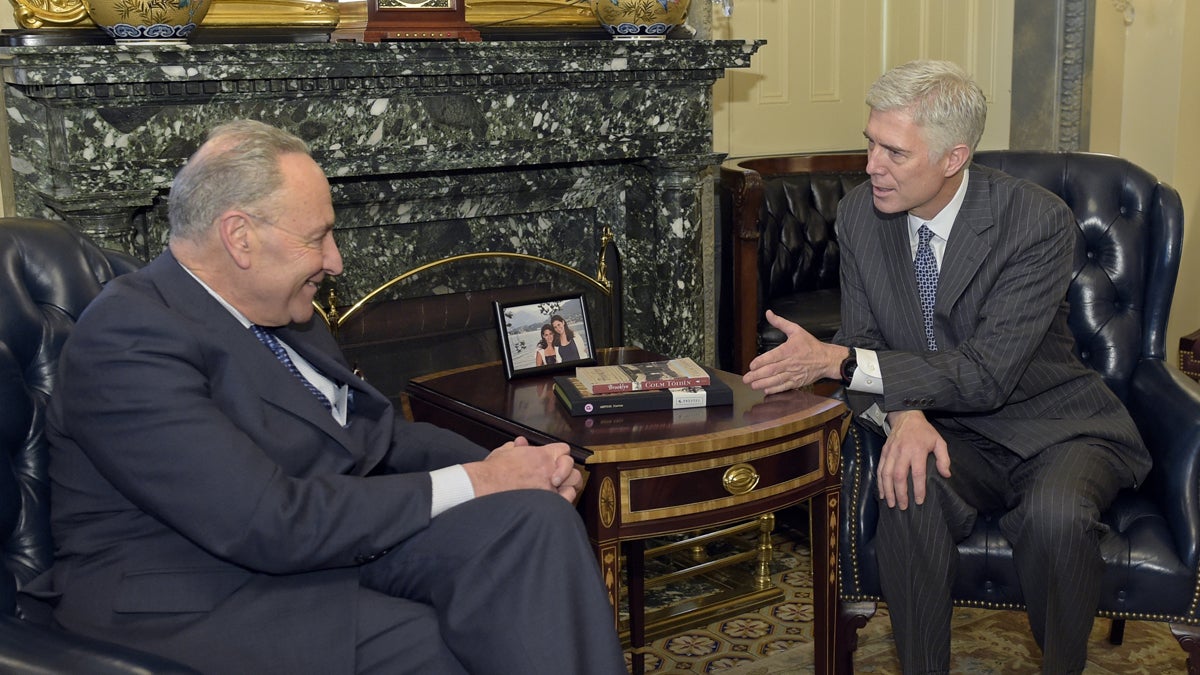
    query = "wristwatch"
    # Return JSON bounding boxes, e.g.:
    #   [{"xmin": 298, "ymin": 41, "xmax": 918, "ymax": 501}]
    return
[{"xmin": 839, "ymin": 351, "xmax": 858, "ymax": 385}]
